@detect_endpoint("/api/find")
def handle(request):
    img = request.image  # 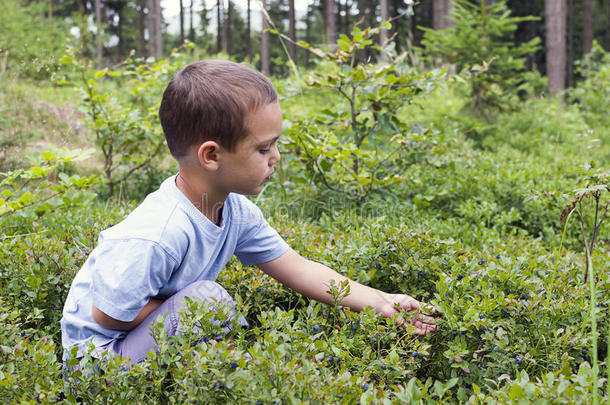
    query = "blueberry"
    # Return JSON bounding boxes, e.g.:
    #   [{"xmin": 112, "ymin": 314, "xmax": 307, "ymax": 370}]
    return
[
  {"xmin": 451, "ymin": 331, "xmax": 457, "ymax": 337},
  {"xmin": 582, "ymin": 349, "xmax": 588, "ymax": 356},
  {"xmin": 460, "ymin": 330, "xmax": 467, "ymax": 335},
  {"xmin": 389, "ymin": 366, "xmax": 395, "ymax": 371},
  {"xmin": 345, "ymin": 319, "xmax": 350, "ymax": 324},
  {"xmin": 417, "ymin": 353, "xmax": 424, "ymax": 359},
  {"xmin": 109, "ymin": 223, "xmax": 113, "ymax": 227},
  {"xmin": 521, "ymin": 294, "xmax": 529, "ymax": 300},
  {"xmin": 376, "ymin": 264, "xmax": 381, "ymax": 270},
  {"xmin": 372, "ymin": 338, "xmax": 377, "ymax": 342},
  {"xmin": 230, "ymin": 361, "xmax": 238, "ymax": 369},
  {"xmin": 515, "ymin": 355, "xmax": 523, "ymax": 365},
  {"xmin": 382, "ymin": 252, "xmax": 388, "ymax": 257},
  {"xmin": 313, "ymin": 325, "xmax": 320, "ymax": 332},
  {"xmin": 478, "ymin": 259, "xmax": 485, "ymax": 265},
  {"xmin": 352, "ymin": 324, "xmax": 357, "ymax": 331},
  {"xmin": 444, "ymin": 292, "xmax": 450, "ymax": 297},
  {"xmin": 412, "ymin": 351, "xmax": 419, "ymax": 358},
  {"xmin": 479, "ymin": 327, "xmax": 487, "ymax": 334},
  {"xmin": 416, "ymin": 295, "xmax": 423, "ymax": 301},
  {"xmin": 362, "ymin": 383, "xmax": 369, "ymax": 389},
  {"xmin": 380, "ymin": 364, "xmax": 386, "ymax": 370},
  {"xmin": 479, "ymin": 315, "xmax": 485, "ymax": 319},
  {"xmin": 495, "ymin": 254, "xmax": 500, "ymax": 259},
  {"xmin": 418, "ymin": 271, "xmax": 425, "ymax": 277},
  {"xmin": 502, "ymin": 308, "xmax": 508, "ymax": 315},
  {"xmin": 327, "ymin": 356, "xmax": 333, "ymax": 362},
  {"xmin": 457, "ymin": 274, "xmax": 464, "ymax": 281}
]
